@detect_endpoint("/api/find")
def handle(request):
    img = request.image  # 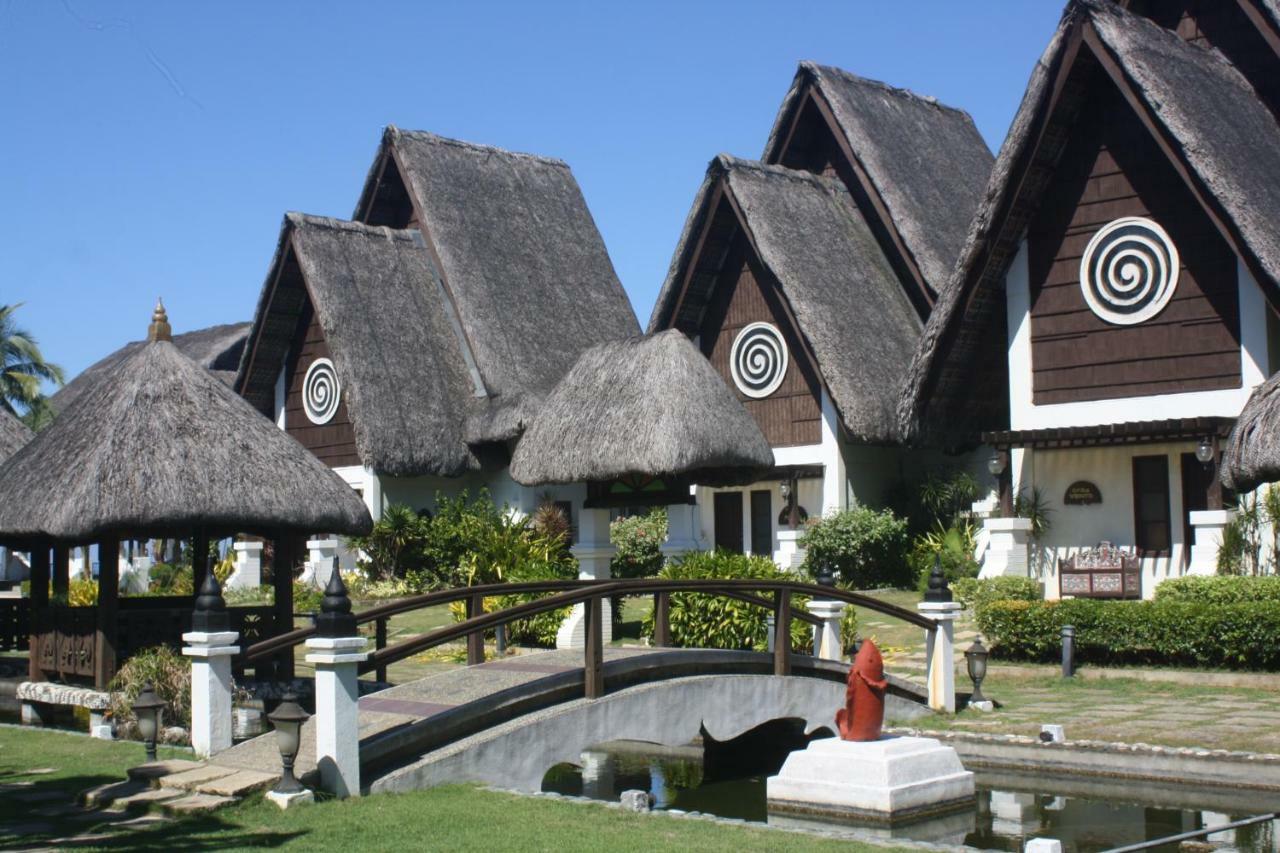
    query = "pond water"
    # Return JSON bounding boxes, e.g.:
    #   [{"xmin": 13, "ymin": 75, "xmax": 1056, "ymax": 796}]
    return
[{"xmin": 542, "ymin": 732, "xmax": 1279, "ymax": 852}]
